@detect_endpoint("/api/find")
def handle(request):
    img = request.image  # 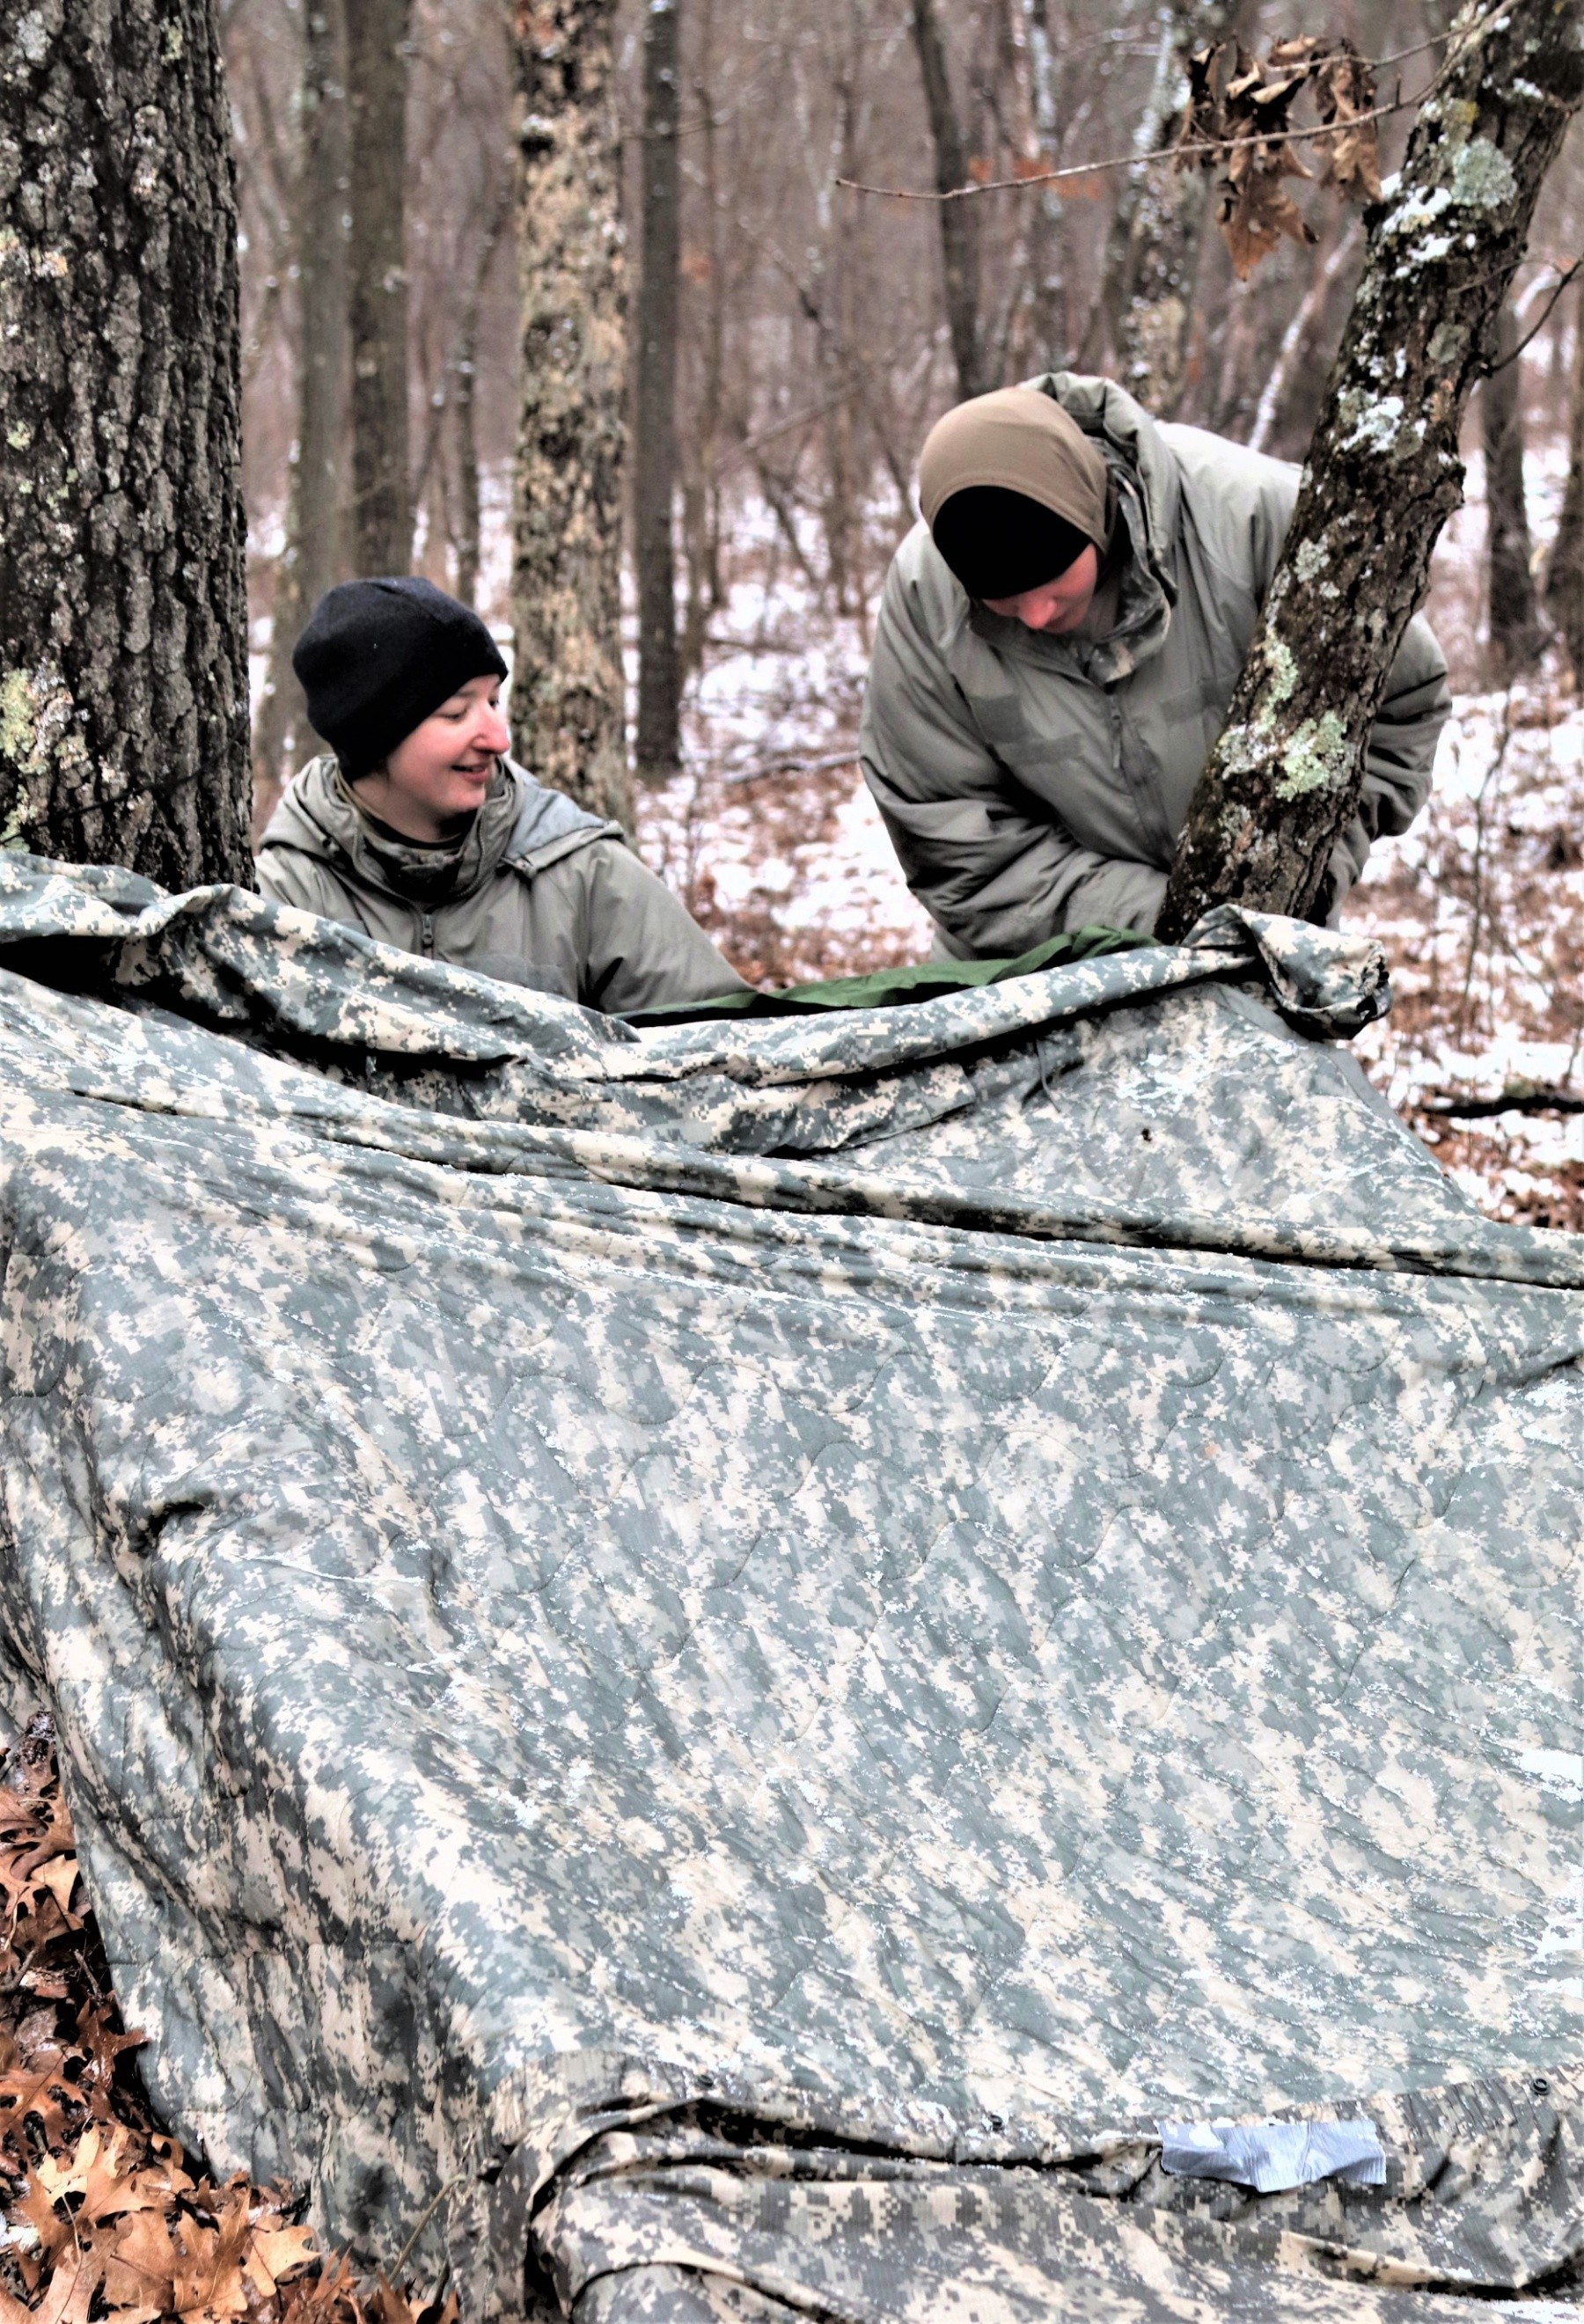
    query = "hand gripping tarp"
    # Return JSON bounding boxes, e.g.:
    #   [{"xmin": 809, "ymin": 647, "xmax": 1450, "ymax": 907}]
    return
[{"xmin": 0, "ymin": 854, "xmax": 1577, "ymax": 2321}]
